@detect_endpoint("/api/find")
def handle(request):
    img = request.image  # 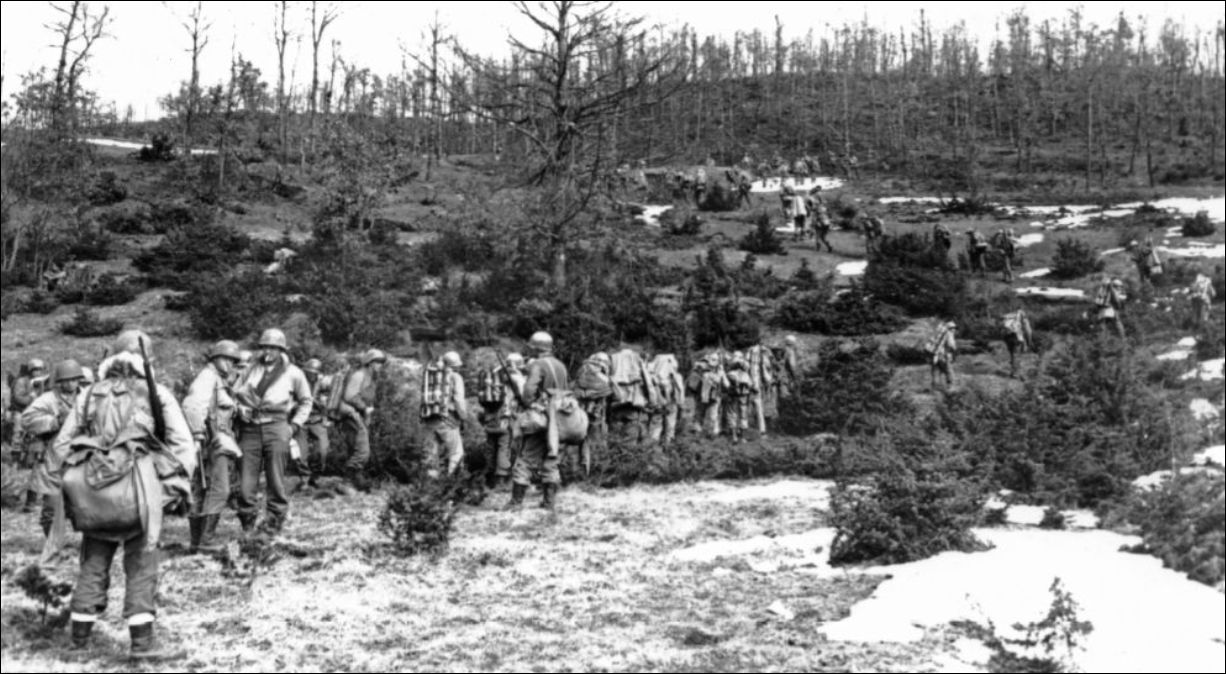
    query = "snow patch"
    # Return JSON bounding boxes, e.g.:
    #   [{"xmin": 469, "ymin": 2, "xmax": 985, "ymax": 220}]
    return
[
  {"xmin": 836, "ymin": 260, "xmax": 868, "ymax": 277},
  {"xmin": 1181, "ymin": 358, "xmax": 1225, "ymax": 382},
  {"xmin": 693, "ymin": 479, "xmax": 834, "ymax": 506},
  {"xmin": 1158, "ymin": 349, "xmax": 1194, "ymax": 361},
  {"xmin": 1159, "ymin": 244, "xmax": 1225, "ymax": 259},
  {"xmin": 1013, "ymin": 287, "xmax": 1088, "ymax": 301},
  {"xmin": 1191, "ymin": 445, "xmax": 1225, "ymax": 467},
  {"xmin": 878, "ymin": 196, "xmax": 945, "ymax": 205},
  {"xmin": 750, "ymin": 176, "xmax": 845, "ymax": 193},
  {"xmin": 83, "ymin": 137, "xmax": 217, "ymax": 155},
  {"xmin": 635, "ymin": 204, "xmax": 673, "ymax": 227},
  {"xmin": 1099, "ymin": 247, "xmax": 1127, "ymax": 257},
  {"xmin": 1019, "ymin": 267, "xmax": 1051, "ymax": 279},
  {"xmin": 1133, "ymin": 466, "xmax": 1224, "ymax": 491},
  {"xmin": 1015, "ymin": 233, "xmax": 1044, "ymax": 247},
  {"xmin": 820, "ymin": 529, "xmax": 1226, "ymax": 673},
  {"xmin": 1189, "ymin": 399, "xmax": 1219, "ymax": 423},
  {"xmin": 1117, "ymin": 197, "xmax": 1226, "ymax": 224}
]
